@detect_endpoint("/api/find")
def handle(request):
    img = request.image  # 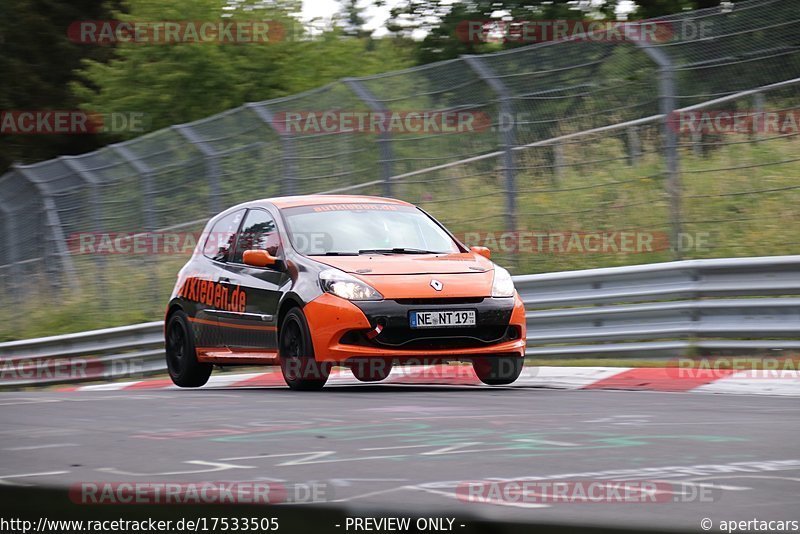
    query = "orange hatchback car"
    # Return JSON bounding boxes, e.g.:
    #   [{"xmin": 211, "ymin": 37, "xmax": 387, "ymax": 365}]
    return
[{"xmin": 164, "ymin": 195, "xmax": 526, "ymax": 390}]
